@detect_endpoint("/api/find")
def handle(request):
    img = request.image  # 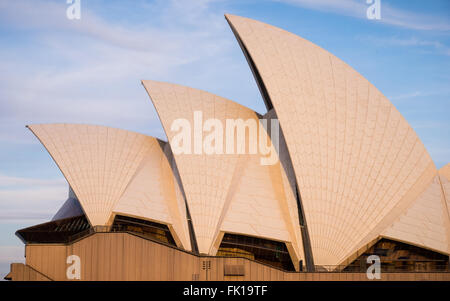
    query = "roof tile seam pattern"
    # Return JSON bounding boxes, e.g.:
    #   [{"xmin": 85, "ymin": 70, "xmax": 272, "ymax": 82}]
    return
[
  {"xmin": 143, "ymin": 81, "xmax": 253, "ymax": 254},
  {"xmin": 142, "ymin": 80, "xmax": 304, "ymax": 263},
  {"xmin": 225, "ymin": 14, "xmax": 448, "ymax": 265},
  {"xmin": 27, "ymin": 124, "xmax": 189, "ymax": 244}
]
